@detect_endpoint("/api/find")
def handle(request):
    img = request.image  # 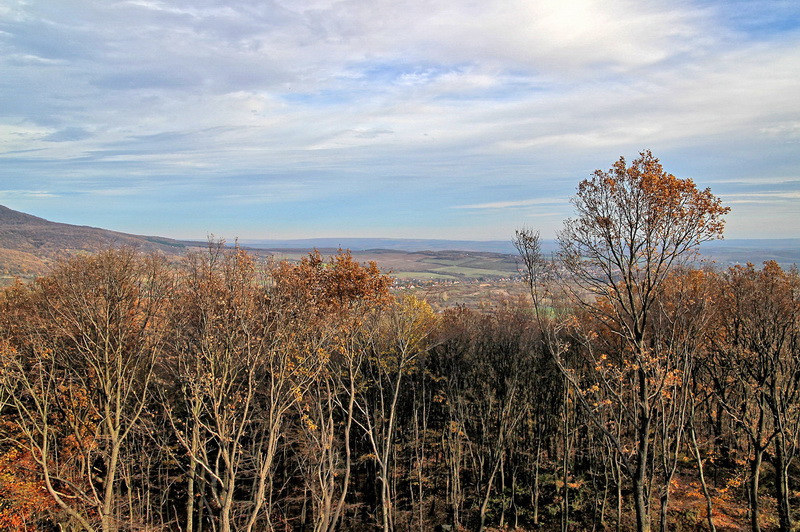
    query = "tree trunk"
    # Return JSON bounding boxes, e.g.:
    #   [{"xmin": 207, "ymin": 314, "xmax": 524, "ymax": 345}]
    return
[
  {"xmin": 658, "ymin": 491, "xmax": 670, "ymax": 532},
  {"xmin": 478, "ymin": 452, "xmax": 503, "ymax": 532},
  {"xmin": 562, "ymin": 384, "xmax": 570, "ymax": 532},
  {"xmin": 616, "ymin": 455, "xmax": 623, "ymax": 532},
  {"xmin": 532, "ymin": 436, "xmax": 541, "ymax": 526},
  {"xmin": 774, "ymin": 437, "xmax": 792, "ymax": 532},
  {"xmin": 634, "ymin": 368, "xmax": 652, "ymax": 532},
  {"xmin": 220, "ymin": 450, "xmax": 236, "ymax": 532},
  {"xmin": 499, "ymin": 453, "xmax": 506, "ymax": 527},
  {"xmin": 329, "ymin": 362, "xmax": 357, "ymax": 532},
  {"xmin": 749, "ymin": 449, "xmax": 763, "ymax": 532},
  {"xmin": 633, "ymin": 476, "xmax": 651, "ymax": 532},
  {"xmin": 186, "ymin": 419, "xmax": 199, "ymax": 532},
  {"xmin": 378, "ymin": 368, "xmax": 406, "ymax": 532},
  {"xmin": 101, "ymin": 435, "xmax": 122, "ymax": 532},
  {"xmin": 689, "ymin": 421, "xmax": 716, "ymax": 532},
  {"xmin": 245, "ymin": 425, "xmax": 279, "ymax": 532}
]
